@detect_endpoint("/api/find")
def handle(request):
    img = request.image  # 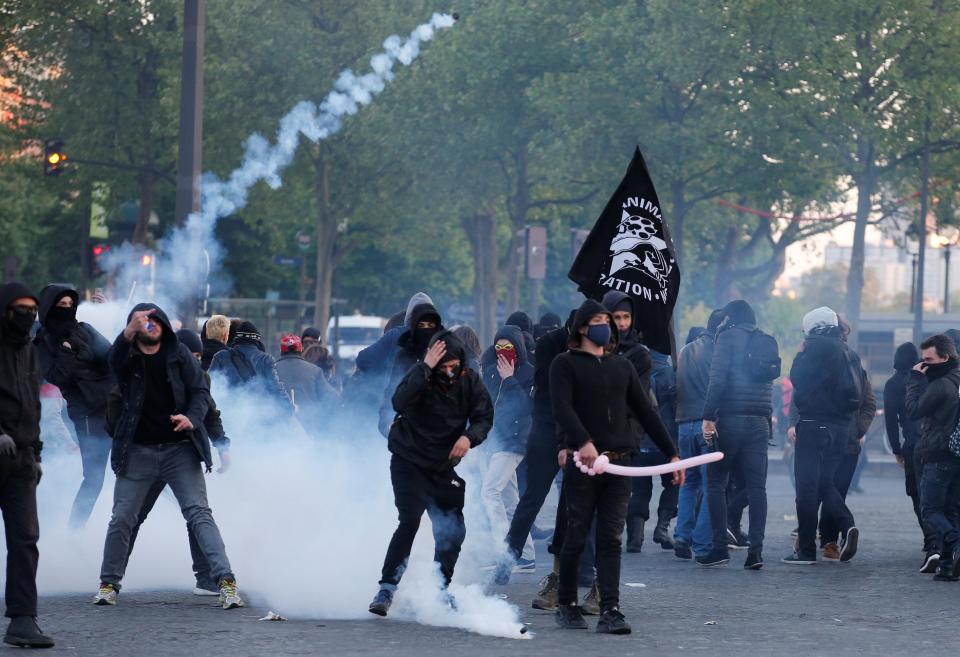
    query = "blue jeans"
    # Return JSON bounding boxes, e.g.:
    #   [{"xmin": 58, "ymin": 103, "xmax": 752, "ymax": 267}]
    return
[
  {"xmin": 920, "ymin": 458, "xmax": 960, "ymax": 554},
  {"xmin": 99, "ymin": 441, "xmax": 235, "ymax": 588},
  {"xmin": 68, "ymin": 429, "xmax": 112, "ymax": 529},
  {"xmin": 673, "ymin": 421, "xmax": 712, "ymax": 555}
]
